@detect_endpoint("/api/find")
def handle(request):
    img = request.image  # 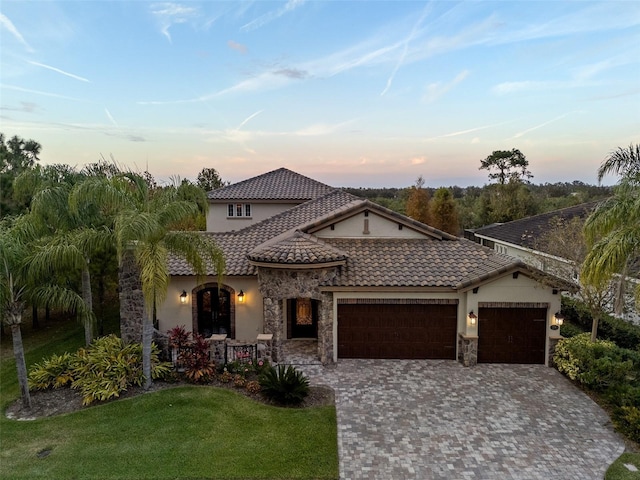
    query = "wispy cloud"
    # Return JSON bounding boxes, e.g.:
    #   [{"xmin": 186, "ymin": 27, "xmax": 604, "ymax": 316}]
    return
[
  {"xmin": 512, "ymin": 112, "xmax": 577, "ymax": 139},
  {"xmin": 241, "ymin": 0, "xmax": 305, "ymax": 32},
  {"xmin": 294, "ymin": 119, "xmax": 355, "ymax": 137},
  {"xmin": 1, "ymin": 84, "xmax": 86, "ymax": 102},
  {"xmin": 236, "ymin": 110, "xmax": 263, "ymax": 130},
  {"xmin": 0, "ymin": 13, "xmax": 34, "ymax": 53},
  {"xmin": 273, "ymin": 68, "xmax": 308, "ymax": 79},
  {"xmin": 28, "ymin": 61, "xmax": 90, "ymax": 83},
  {"xmin": 381, "ymin": 2, "xmax": 433, "ymax": 96},
  {"xmin": 150, "ymin": 2, "xmax": 198, "ymax": 43},
  {"xmin": 105, "ymin": 108, "xmax": 118, "ymax": 127},
  {"xmin": 0, "ymin": 101, "xmax": 39, "ymax": 113},
  {"xmin": 424, "ymin": 121, "xmax": 509, "ymax": 141},
  {"xmin": 422, "ymin": 70, "xmax": 469, "ymax": 103},
  {"xmin": 228, "ymin": 40, "xmax": 247, "ymax": 54}
]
